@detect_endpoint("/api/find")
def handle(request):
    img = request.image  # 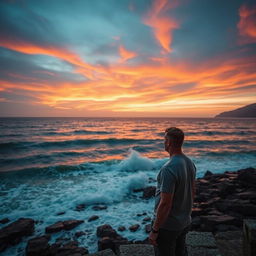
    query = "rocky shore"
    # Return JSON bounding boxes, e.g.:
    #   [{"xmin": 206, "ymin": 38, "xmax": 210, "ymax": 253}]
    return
[{"xmin": 0, "ymin": 167, "xmax": 255, "ymax": 255}]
